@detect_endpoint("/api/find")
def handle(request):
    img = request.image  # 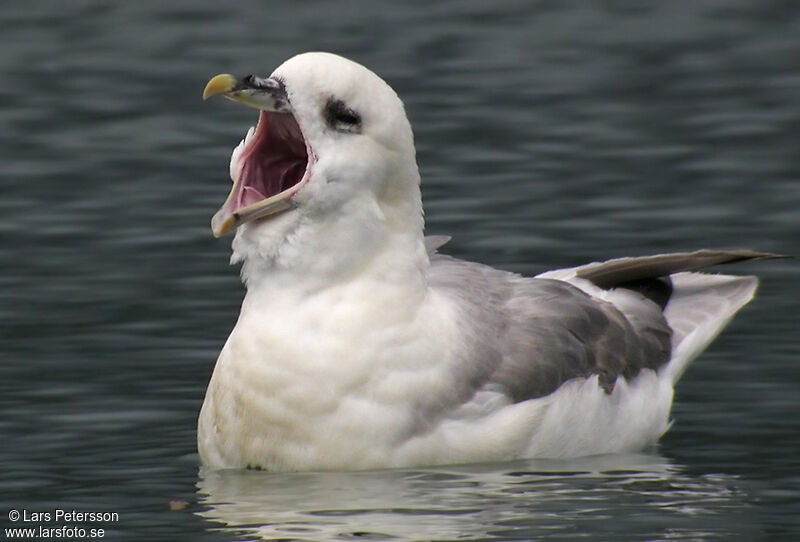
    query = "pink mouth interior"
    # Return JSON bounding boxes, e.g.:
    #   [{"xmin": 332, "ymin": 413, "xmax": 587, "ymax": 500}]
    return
[{"xmin": 235, "ymin": 111, "xmax": 308, "ymax": 209}]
